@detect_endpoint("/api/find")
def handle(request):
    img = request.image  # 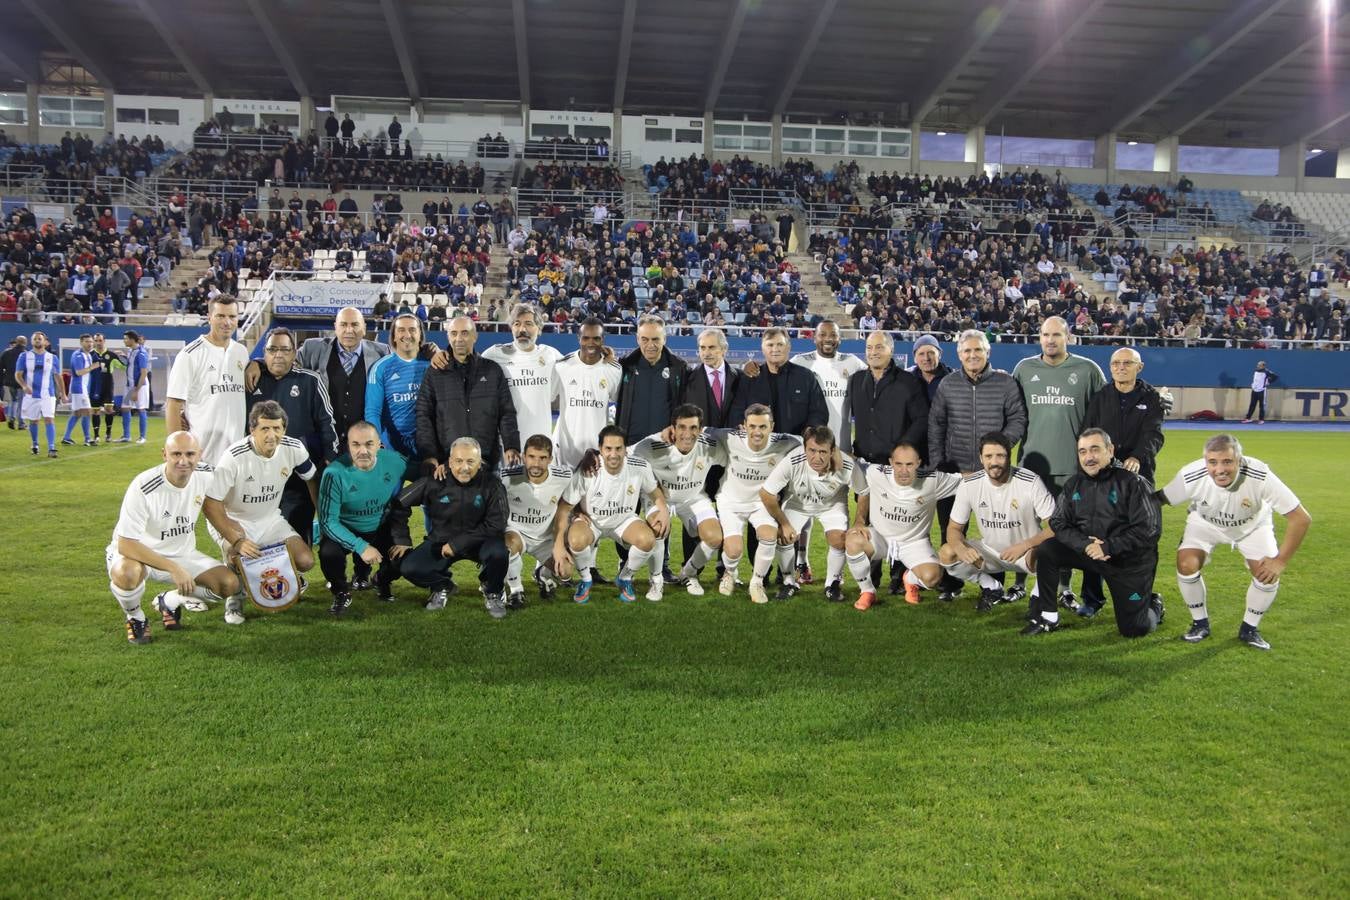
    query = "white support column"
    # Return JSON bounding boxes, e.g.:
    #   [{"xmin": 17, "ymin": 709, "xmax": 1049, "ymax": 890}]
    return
[
  {"xmin": 203, "ymin": 92, "xmax": 214, "ymax": 124},
  {"xmin": 702, "ymin": 110, "xmax": 712, "ymax": 157},
  {"xmin": 1093, "ymin": 133, "xmax": 1117, "ymax": 185},
  {"xmin": 299, "ymin": 95, "xmax": 315, "ymax": 137},
  {"xmin": 771, "ymin": 114, "xmax": 783, "ymax": 167},
  {"xmin": 612, "ymin": 107, "xmax": 623, "ymax": 160},
  {"xmin": 26, "ymin": 83, "xmax": 39, "ymax": 144},
  {"xmin": 1153, "ymin": 135, "xmax": 1178, "ymax": 181},
  {"xmin": 1278, "ymin": 141, "xmax": 1306, "ymax": 192},
  {"xmin": 907, "ymin": 128, "xmax": 920, "ymax": 174},
  {"xmin": 964, "ymin": 125, "xmax": 985, "ymax": 172},
  {"xmin": 1336, "ymin": 149, "xmax": 1350, "ymax": 180},
  {"xmin": 102, "ymin": 92, "xmax": 115, "ymax": 139}
]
